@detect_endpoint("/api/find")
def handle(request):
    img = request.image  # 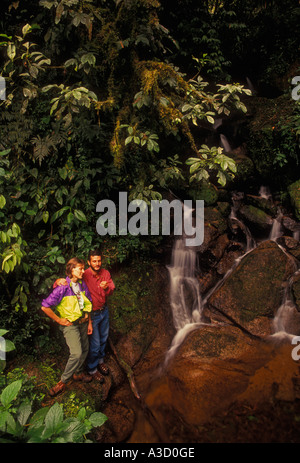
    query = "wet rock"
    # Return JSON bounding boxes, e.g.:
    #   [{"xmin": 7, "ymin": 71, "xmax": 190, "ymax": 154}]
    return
[
  {"xmin": 277, "ymin": 236, "xmax": 300, "ymax": 260},
  {"xmin": 292, "ymin": 273, "xmax": 300, "ymax": 310},
  {"xmin": 116, "ymin": 322, "xmax": 151, "ymax": 368},
  {"xmin": 207, "ymin": 240, "xmax": 296, "ymax": 336},
  {"xmin": 282, "ymin": 215, "xmax": 300, "ymax": 233},
  {"xmin": 238, "ymin": 204, "xmax": 273, "ymax": 232},
  {"xmin": 94, "ymin": 401, "xmax": 135, "ymax": 443},
  {"xmin": 227, "ymin": 146, "xmax": 255, "ymax": 184},
  {"xmin": 288, "ymin": 180, "xmax": 300, "ymax": 221},
  {"xmin": 188, "ymin": 182, "xmax": 219, "ymax": 206},
  {"xmin": 197, "ymin": 269, "xmax": 217, "ymax": 294},
  {"xmin": 142, "ymin": 325, "xmax": 300, "ymax": 436},
  {"xmin": 246, "ymin": 193, "xmax": 277, "ymax": 216},
  {"xmin": 210, "ymin": 233, "xmax": 230, "ymax": 260},
  {"xmin": 216, "ymin": 249, "xmax": 243, "ymax": 275}
]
